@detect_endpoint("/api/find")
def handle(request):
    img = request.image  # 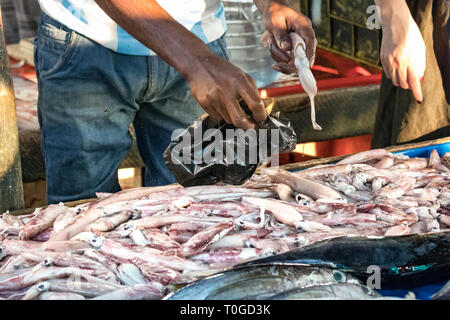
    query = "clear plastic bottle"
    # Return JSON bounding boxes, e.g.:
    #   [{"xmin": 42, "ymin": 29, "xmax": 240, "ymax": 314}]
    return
[{"xmin": 222, "ymin": 0, "xmax": 281, "ymax": 88}]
